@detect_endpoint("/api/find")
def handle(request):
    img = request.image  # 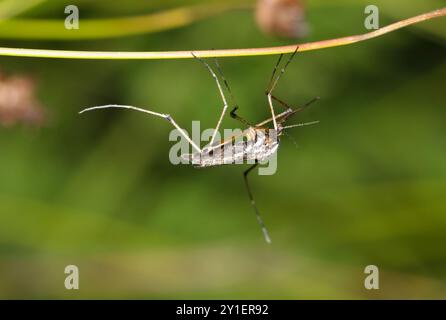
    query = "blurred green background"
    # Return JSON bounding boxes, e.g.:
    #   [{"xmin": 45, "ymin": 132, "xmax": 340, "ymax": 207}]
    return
[{"xmin": 0, "ymin": 0, "xmax": 445, "ymax": 299}]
